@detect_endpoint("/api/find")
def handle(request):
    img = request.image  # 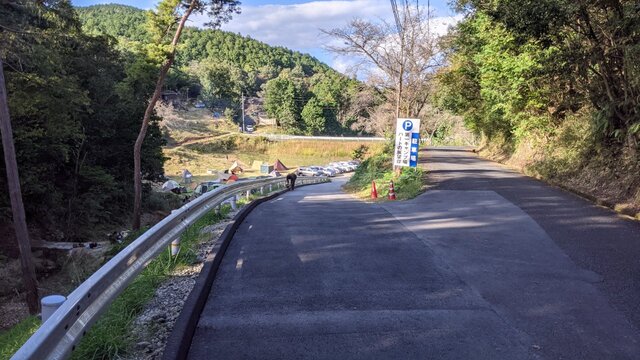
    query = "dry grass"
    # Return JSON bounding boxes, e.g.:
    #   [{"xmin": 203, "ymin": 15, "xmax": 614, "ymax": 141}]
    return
[
  {"xmin": 479, "ymin": 113, "xmax": 640, "ymax": 218},
  {"xmin": 157, "ymin": 104, "xmax": 237, "ymax": 145},
  {"xmin": 164, "ymin": 136, "xmax": 384, "ymax": 176},
  {"xmin": 160, "ymin": 104, "xmax": 384, "ymax": 185},
  {"xmin": 253, "ymin": 125, "xmax": 287, "ymax": 134}
]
